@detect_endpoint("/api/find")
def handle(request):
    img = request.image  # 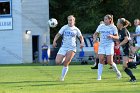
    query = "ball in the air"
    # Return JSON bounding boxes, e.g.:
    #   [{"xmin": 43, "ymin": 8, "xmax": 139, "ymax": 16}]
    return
[{"xmin": 48, "ymin": 18, "xmax": 58, "ymax": 28}]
